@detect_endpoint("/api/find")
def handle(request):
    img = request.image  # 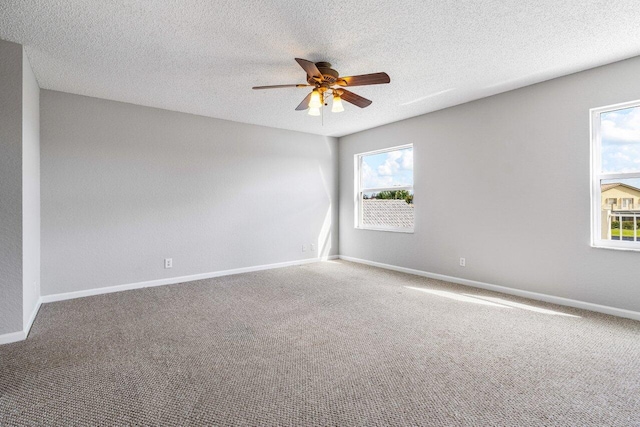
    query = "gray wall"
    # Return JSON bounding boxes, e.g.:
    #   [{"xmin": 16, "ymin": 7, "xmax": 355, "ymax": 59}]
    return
[
  {"xmin": 41, "ymin": 91, "xmax": 338, "ymax": 295},
  {"xmin": 0, "ymin": 40, "xmax": 23, "ymax": 334},
  {"xmin": 339, "ymin": 56, "xmax": 640, "ymax": 312},
  {"xmin": 22, "ymin": 52, "xmax": 40, "ymax": 325}
]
